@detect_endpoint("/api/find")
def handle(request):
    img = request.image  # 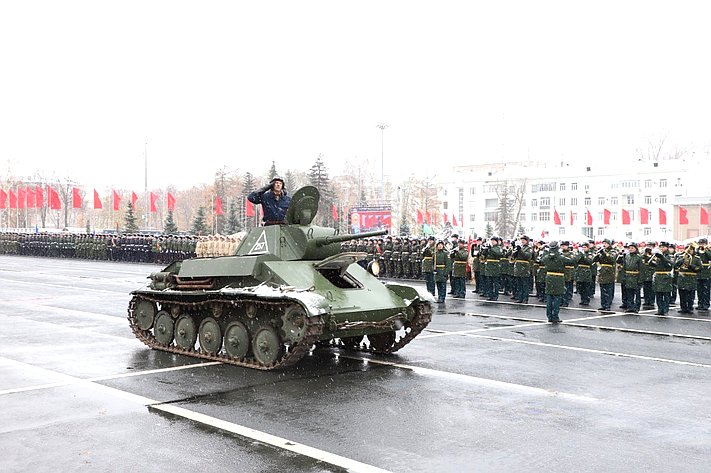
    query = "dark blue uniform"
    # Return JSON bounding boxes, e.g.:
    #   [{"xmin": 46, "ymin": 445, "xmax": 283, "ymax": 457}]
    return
[{"xmin": 248, "ymin": 188, "xmax": 291, "ymax": 225}]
